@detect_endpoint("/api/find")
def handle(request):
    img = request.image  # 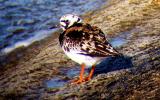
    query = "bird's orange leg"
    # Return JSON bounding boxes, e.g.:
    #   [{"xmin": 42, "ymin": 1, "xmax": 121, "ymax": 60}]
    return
[
  {"xmin": 71, "ymin": 63, "xmax": 85, "ymax": 84},
  {"xmin": 79, "ymin": 63, "xmax": 85, "ymax": 82},
  {"xmin": 71, "ymin": 64, "xmax": 95, "ymax": 84},
  {"xmin": 85, "ymin": 65, "xmax": 95, "ymax": 81}
]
